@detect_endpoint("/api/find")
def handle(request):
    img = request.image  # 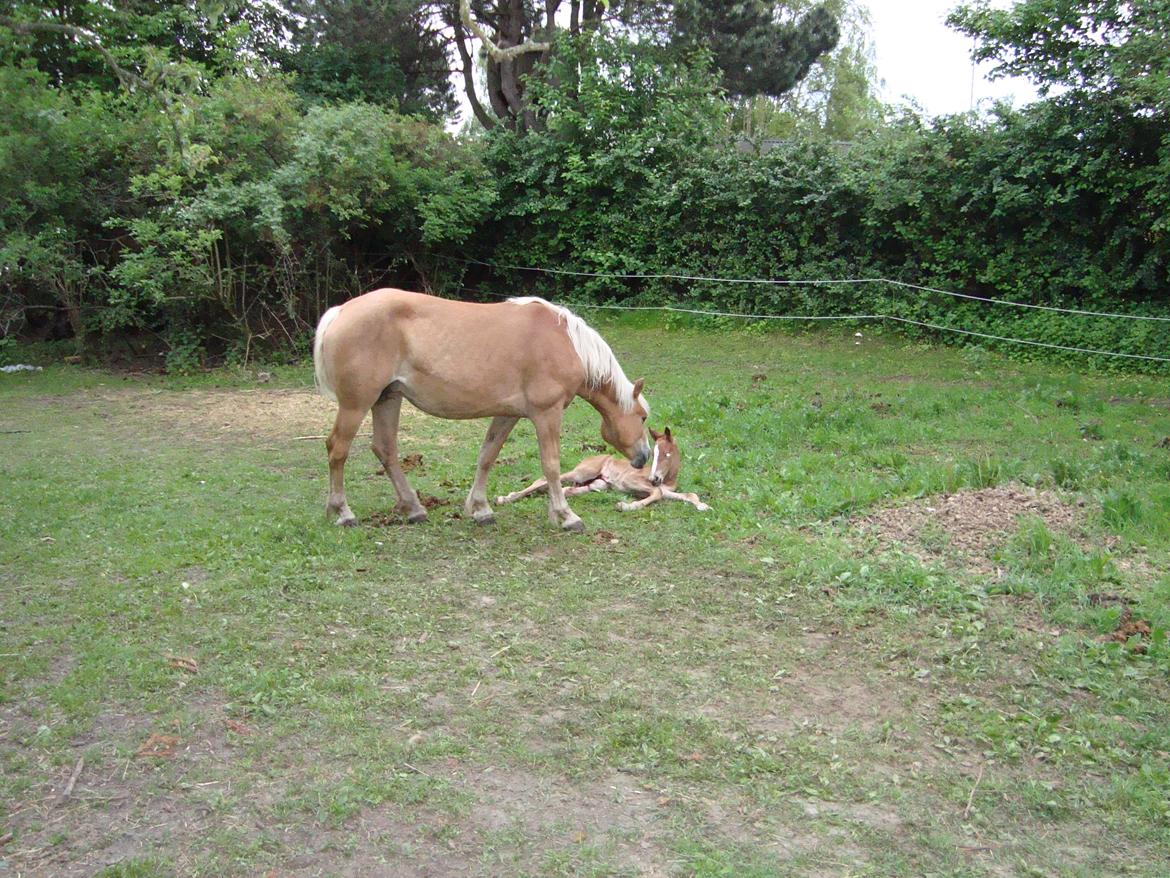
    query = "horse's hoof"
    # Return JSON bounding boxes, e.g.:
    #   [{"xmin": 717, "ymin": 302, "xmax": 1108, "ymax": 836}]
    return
[
  {"xmin": 473, "ymin": 511, "xmax": 496, "ymax": 526},
  {"xmin": 336, "ymin": 515, "xmax": 358, "ymax": 528},
  {"xmin": 406, "ymin": 510, "xmax": 428, "ymax": 524},
  {"xmin": 562, "ymin": 518, "xmax": 585, "ymax": 534}
]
